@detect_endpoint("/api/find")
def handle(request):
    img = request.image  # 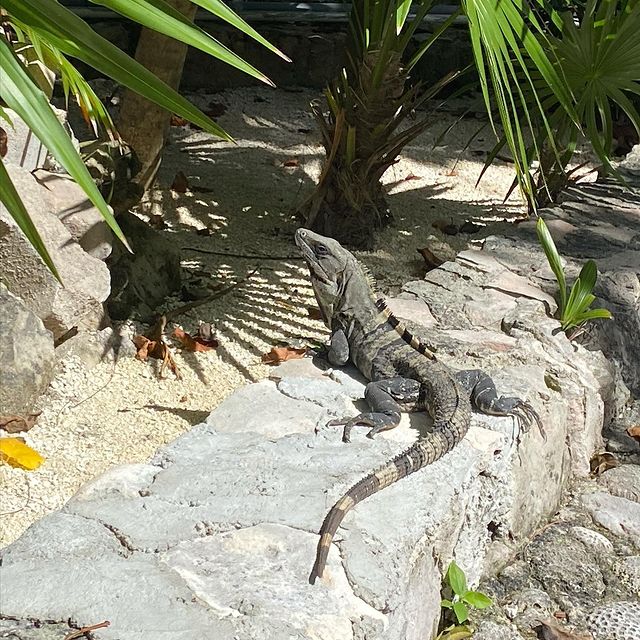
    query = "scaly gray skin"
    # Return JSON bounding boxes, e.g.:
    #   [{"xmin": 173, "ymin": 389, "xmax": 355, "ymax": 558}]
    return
[{"xmin": 295, "ymin": 228, "xmax": 542, "ymax": 585}]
